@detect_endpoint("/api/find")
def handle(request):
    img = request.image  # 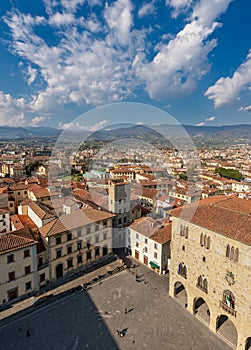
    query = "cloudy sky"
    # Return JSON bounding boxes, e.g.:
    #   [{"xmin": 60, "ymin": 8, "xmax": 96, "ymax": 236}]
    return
[{"xmin": 0, "ymin": 0, "xmax": 250, "ymax": 128}]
